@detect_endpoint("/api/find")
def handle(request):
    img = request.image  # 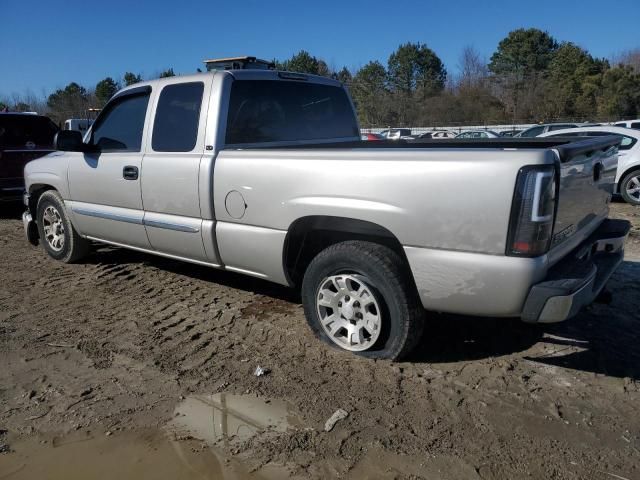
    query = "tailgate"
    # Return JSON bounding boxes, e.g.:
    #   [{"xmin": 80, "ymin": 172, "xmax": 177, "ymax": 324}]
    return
[{"xmin": 549, "ymin": 136, "xmax": 620, "ymax": 255}]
